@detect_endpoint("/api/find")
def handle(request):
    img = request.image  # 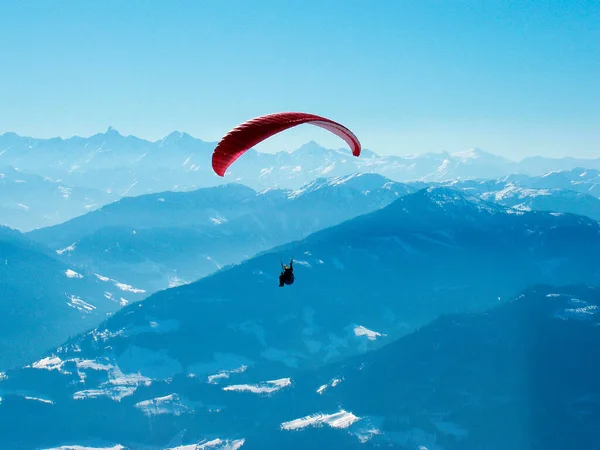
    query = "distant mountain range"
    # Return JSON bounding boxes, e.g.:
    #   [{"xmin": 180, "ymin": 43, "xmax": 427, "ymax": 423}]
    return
[
  {"xmin": 2, "ymin": 128, "xmax": 600, "ymax": 196},
  {"xmin": 0, "ymin": 165, "xmax": 117, "ymax": 231},
  {"xmin": 25, "ymin": 174, "xmax": 414, "ymax": 293},
  {"xmin": 0, "ymin": 189, "xmax": 599, "ymax": 448},
  {"xmin": 458, "ymin": 167, "xmax": 600, "ymax": 198},
  {"xmin": 17, "ymin": 168, "xmax": 600, "ymax": 295},
  {"xmin": 3, "ymin": 129, "xmax": 600, "ymax": 233},
  {"xmin": 429, "ymin": 168, "xmax": 600, "ymax": 221},
  {"xmin": 0, "ymin": 226, "xmax": 146, "ymax": 370}
]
